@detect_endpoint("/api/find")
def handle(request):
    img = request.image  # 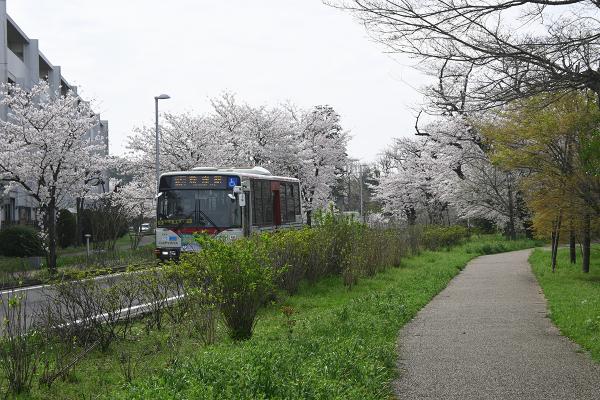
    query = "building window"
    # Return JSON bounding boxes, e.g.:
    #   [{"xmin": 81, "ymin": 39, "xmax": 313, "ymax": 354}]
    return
[
  {"xmin": 39, "ymin": 56, "xmax": 52, "ymax": 81},
  {"xmin": 7, "ymin": 21, "xmax": 27, "ymax": 62},
  {"xmin": 18, "ymin": 207, "xmax": 31, "ymax": 224}
]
